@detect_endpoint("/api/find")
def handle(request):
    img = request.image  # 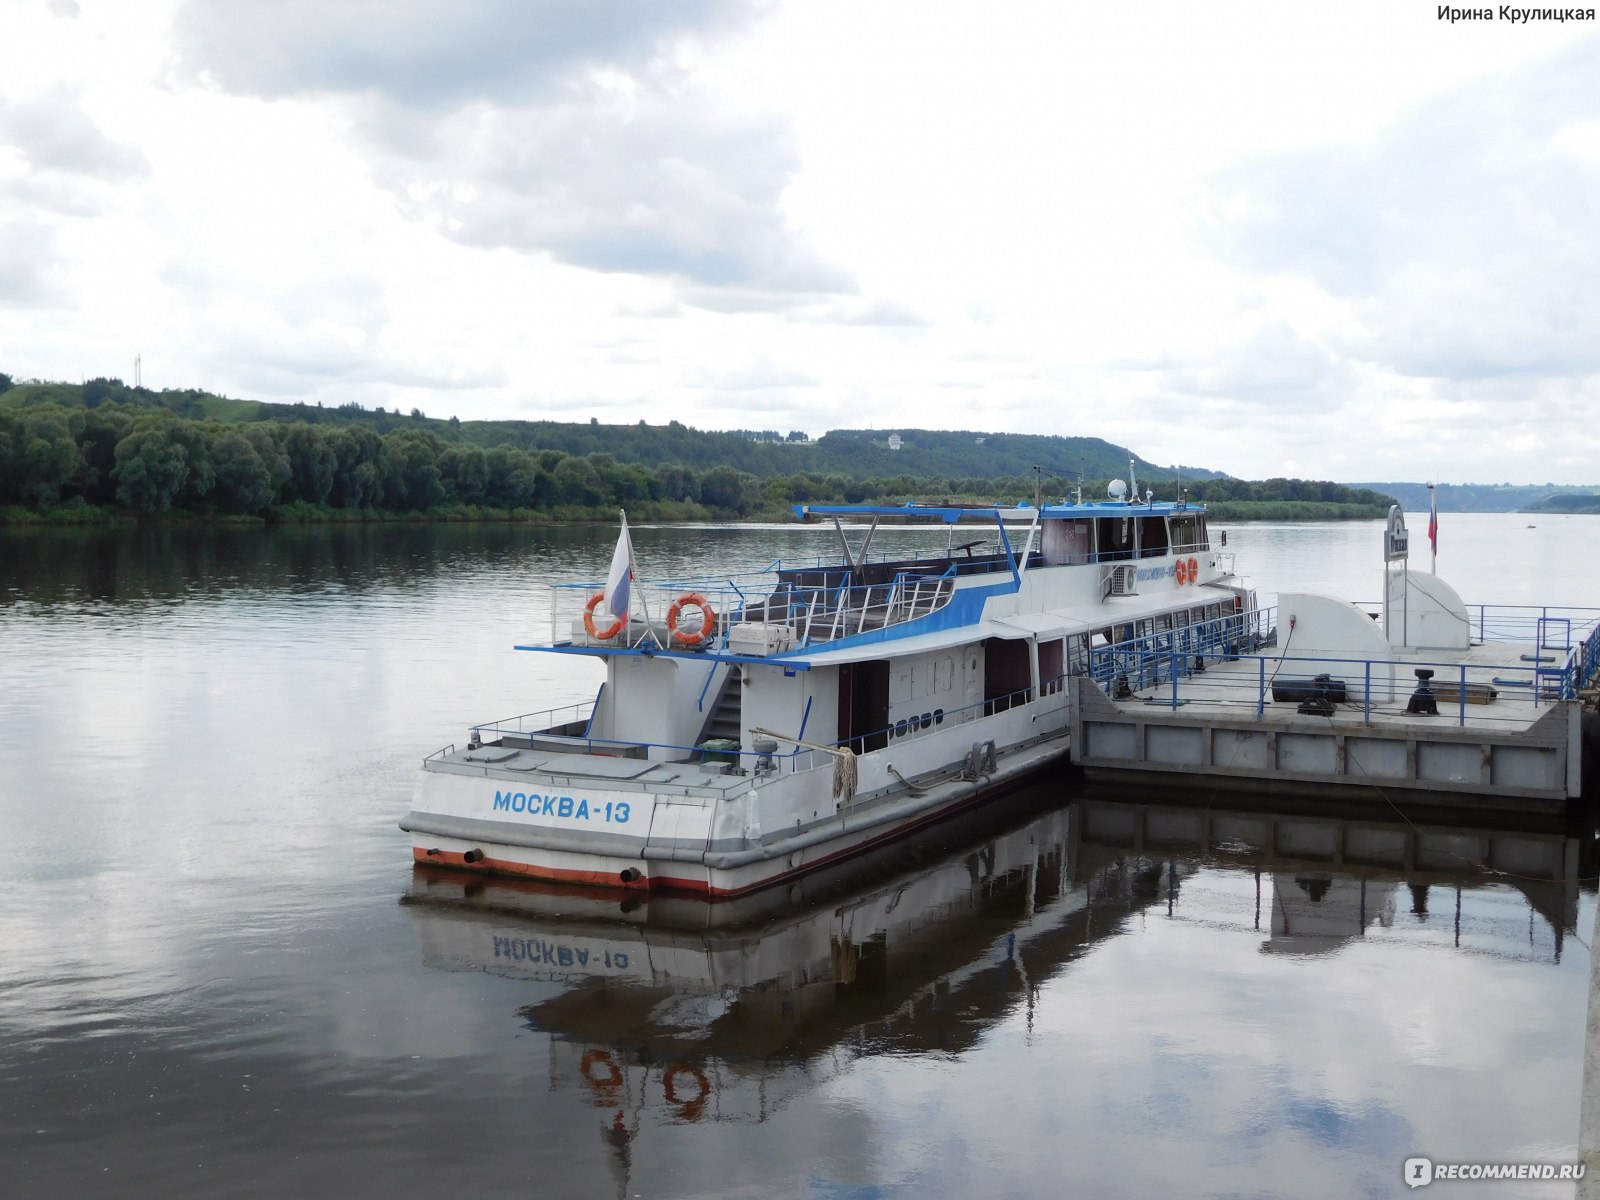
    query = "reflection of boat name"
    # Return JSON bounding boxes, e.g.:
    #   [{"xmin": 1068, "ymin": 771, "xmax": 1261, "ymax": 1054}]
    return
[
  {"xmin": 492, "ymin": 790, "xmax": 632, "ymax": 823},
  {"xmin": 492, "ymin": 934, "xmax": 630, "ymax": 970}
]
